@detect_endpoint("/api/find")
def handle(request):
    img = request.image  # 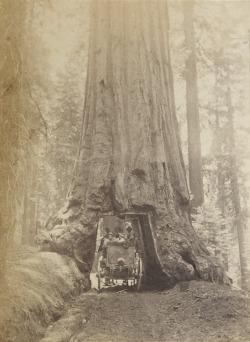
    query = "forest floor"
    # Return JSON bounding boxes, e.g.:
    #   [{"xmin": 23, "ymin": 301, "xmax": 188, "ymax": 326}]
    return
[{"xmin": 40, "ymin": 280, "xmax": 250, "ymax": 342}]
